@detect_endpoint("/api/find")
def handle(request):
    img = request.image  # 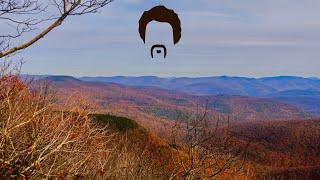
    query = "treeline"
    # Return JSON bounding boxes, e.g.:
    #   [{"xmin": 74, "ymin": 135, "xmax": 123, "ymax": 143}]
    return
[{"xmin": 231, "ymin": 120, "xmax": 320, "ymax": 179}]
